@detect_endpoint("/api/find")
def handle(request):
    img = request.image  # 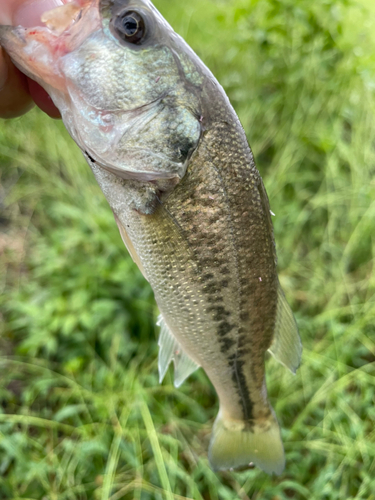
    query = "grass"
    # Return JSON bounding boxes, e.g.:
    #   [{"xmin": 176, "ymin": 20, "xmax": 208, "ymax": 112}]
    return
[{"xmin": 1, "ymin": 0, "xmax": 375, "ymax": 498}]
